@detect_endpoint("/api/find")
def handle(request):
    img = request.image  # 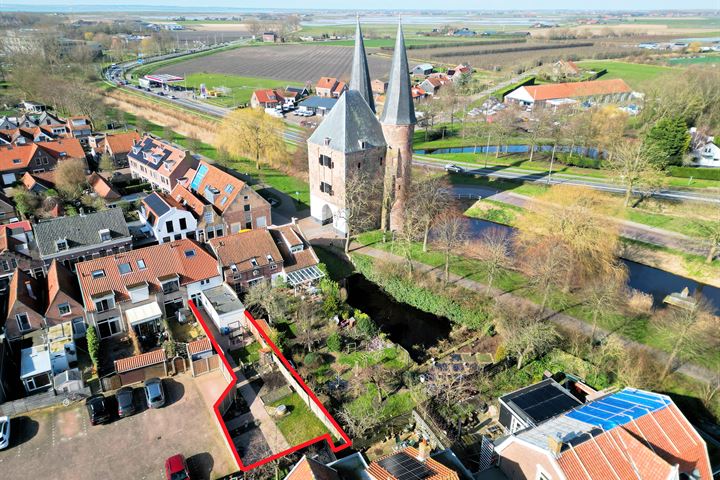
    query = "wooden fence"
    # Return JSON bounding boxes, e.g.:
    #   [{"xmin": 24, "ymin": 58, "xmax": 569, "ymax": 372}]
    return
[{"xmin": 191, "ymin": 354, "xmax": 220, "ymax": 377}]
